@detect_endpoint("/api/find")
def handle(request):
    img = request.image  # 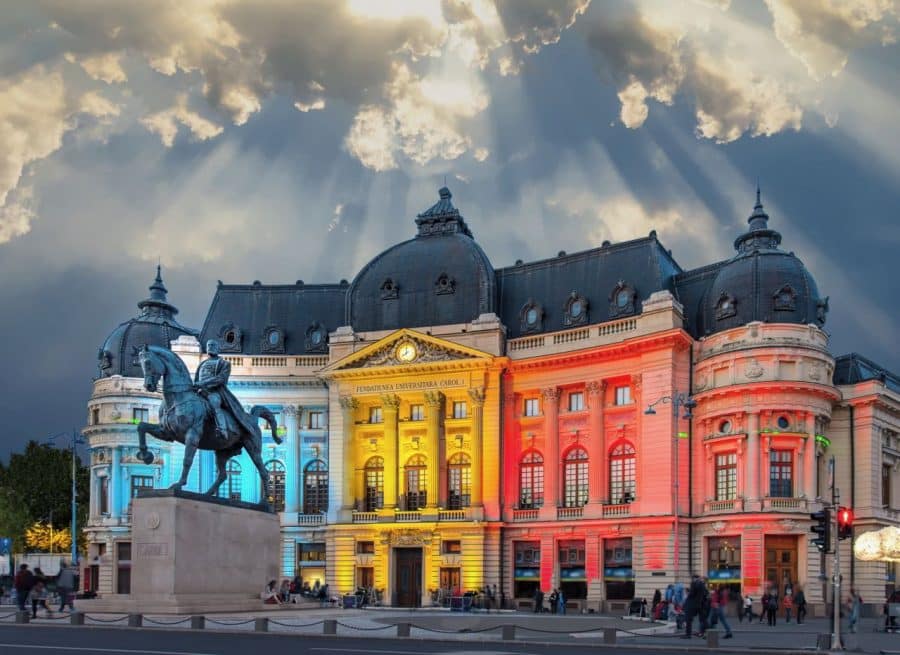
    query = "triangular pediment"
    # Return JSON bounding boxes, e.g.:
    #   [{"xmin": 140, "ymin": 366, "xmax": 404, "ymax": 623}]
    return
[{"xmin": 325, "ymin": 329, "xmax": 491, "ymax": 373}]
